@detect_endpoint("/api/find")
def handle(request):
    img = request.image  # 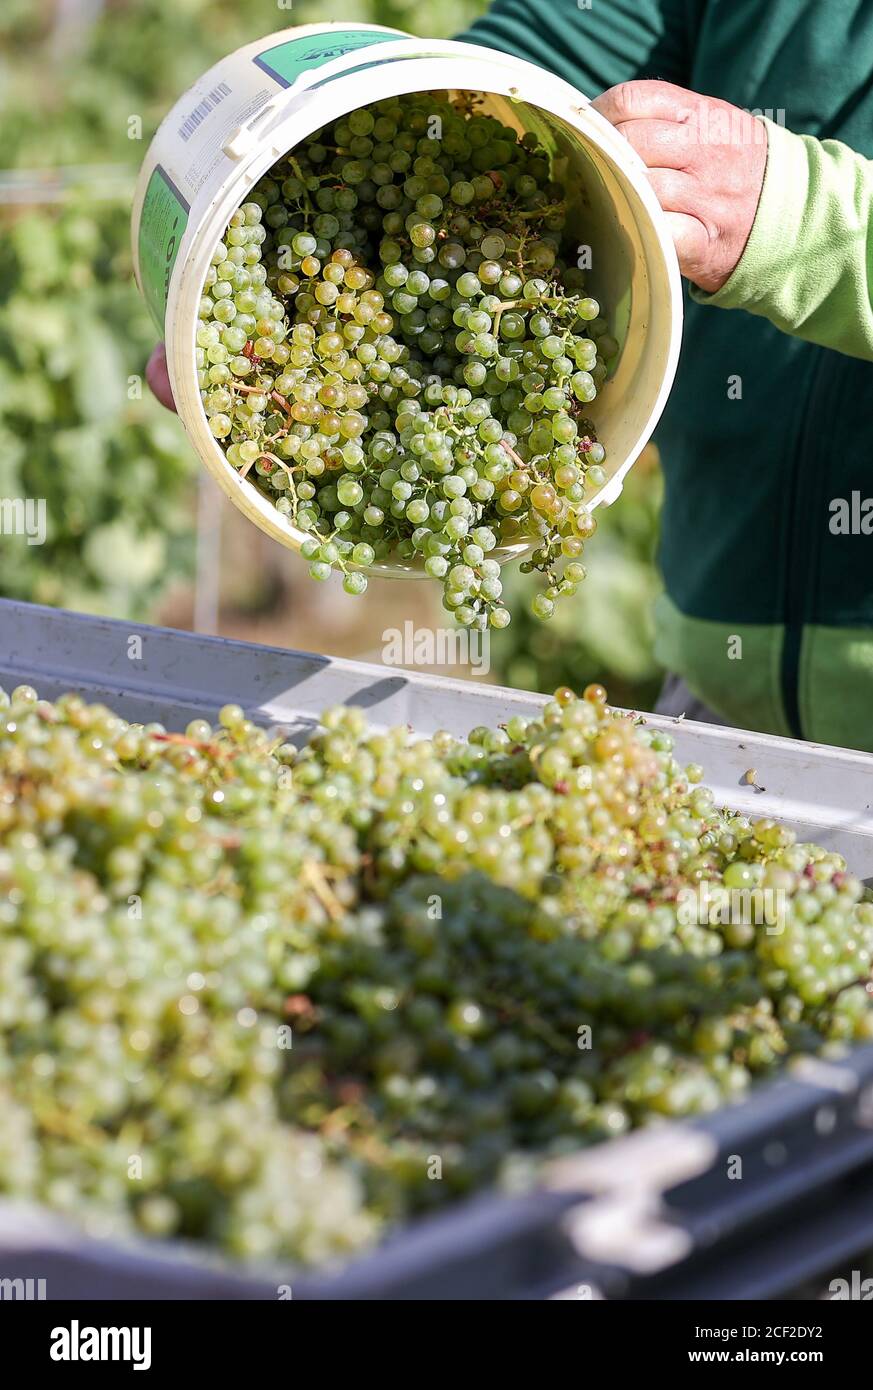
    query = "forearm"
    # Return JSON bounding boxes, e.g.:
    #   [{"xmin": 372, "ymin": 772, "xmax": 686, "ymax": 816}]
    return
[{"xmin": 694, "ymin": 119, "xmax": 873, "ymax": 362}]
